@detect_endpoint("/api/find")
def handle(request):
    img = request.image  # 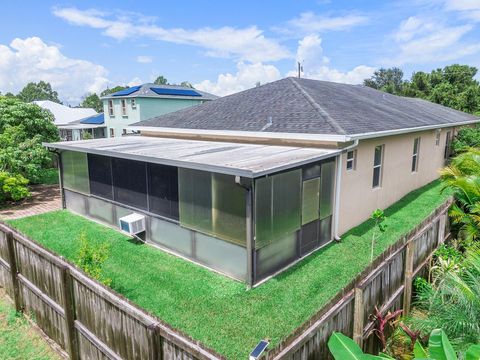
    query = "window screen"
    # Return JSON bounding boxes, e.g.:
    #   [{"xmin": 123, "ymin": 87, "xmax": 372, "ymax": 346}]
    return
[
  {"xmin": 88, "ymin": 154, "xmax": 113, "ymax": 199},
  {"xmin": 178, "ymin": 169, "xmax": 247, "ymax": 246},
  {"xmin": 112, "ymin": 158, "xmax": 147, "ymax": 210},
  {"xmin": 255, "ymin": 169, "xmax": 302, "ymax": 249},
  {"xmin": 178, "ymin": 168, "xmax": 213, "ymax": 236},
  {"xmin": 373, "ymin": 145, "xmax": 384, "ymax": 188},
  {"xmin": 62, "ymin": 151, "xmax": 90, "ymax": 194},
  {"xmin": 147, "ymin": 163, "xmax": 179, "ymax": 219},
  {"xmin": 411, "ymin": 137, "xmax": 420, "ymax": 172},
  {"xmin": 346, "ymin": 150, "xmax": 356, "ymax": 171},
  {"xmin": 302, "ymin": 178, "xmax": 320, "ymax": 225},
  {"xmin": 319, "ymin": 161, "xmax": 335, "ymax": 219}
]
